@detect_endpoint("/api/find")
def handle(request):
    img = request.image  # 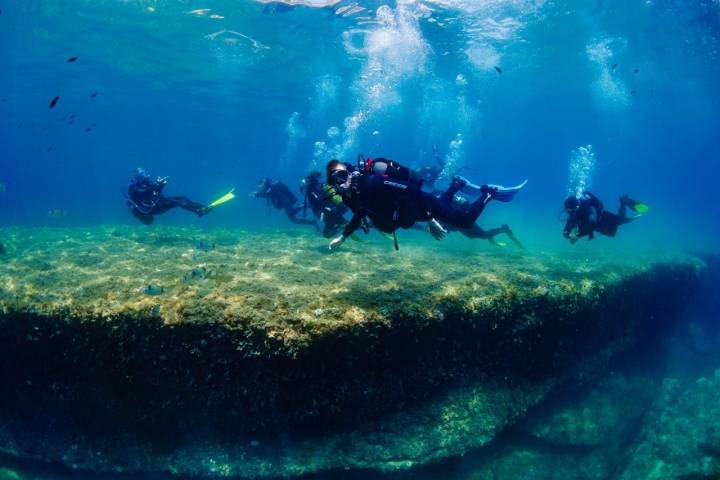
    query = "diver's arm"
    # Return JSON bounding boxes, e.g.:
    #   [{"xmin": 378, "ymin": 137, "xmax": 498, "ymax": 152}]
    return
[
  {"xmin": 329, "ymin": 212, "xmax": 363, "ymax": 249},
  {"xmin": 342, "ymin": 212, "xmax": 363, "ymax": 238},
  {"xmin": 585, "ymin": 192, "xmax": 604, "ymax": 214},
  {"xmin": 329, "ymin": 214, "xmax": 360, "ymax": 250},
  {"xmin": 148, "ymin": 177, "xmax": 168, "ymax": 195}
]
